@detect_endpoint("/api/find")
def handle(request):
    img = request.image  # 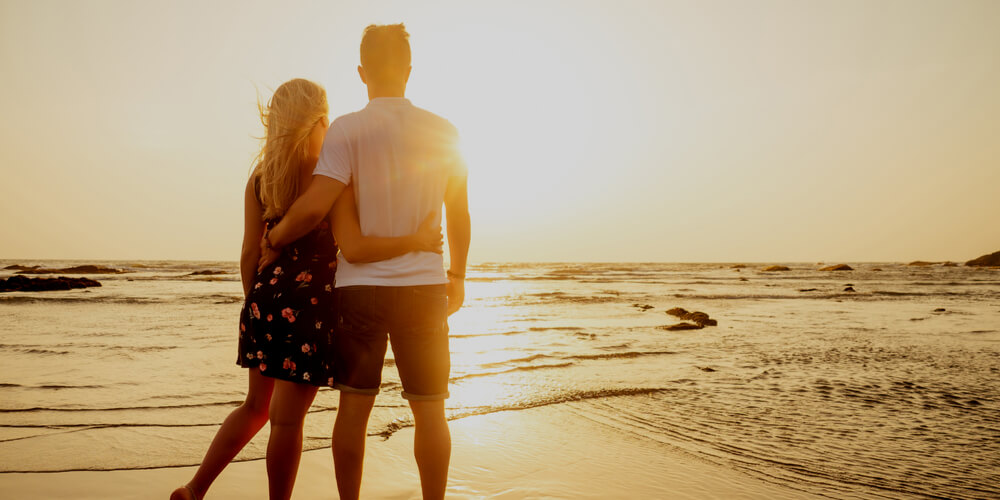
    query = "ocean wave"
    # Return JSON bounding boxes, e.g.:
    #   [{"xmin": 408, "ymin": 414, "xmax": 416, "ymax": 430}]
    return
[
  {"xmin": 0, "ymin": 295, "xmax": 164, "ymax": 304},
  {"xmin": 0, "ymin": 400, "xmax": 245, "ymax": 413},
  {"xmin": 478, "ymin": 350, "xmax": 676, "ymax": 369},
  {"xmin": 369, "ymin": 386, "xmax": 676, "ymax": 439},
  {"xmin": 449, "ymin": 330, "xmax": 525, "ymax": 339},
  {"xmin": 451, "ymin": 362, "xmax": 575, "ymax": 382},
  {"xmin": 0, "ymin": 294, "xmax": 245, "ymax": 305},
  {"xmin": 565, "ymin": 350, "xmax": 677, "ymax": 361}
]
